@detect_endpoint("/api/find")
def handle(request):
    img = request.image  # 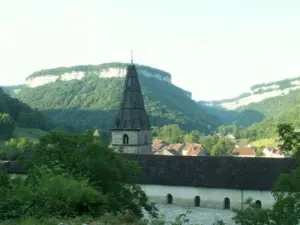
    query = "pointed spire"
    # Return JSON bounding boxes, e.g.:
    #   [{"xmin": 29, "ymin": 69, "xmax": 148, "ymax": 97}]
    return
[
  {"xmin": 130, "ymin": 50, "xmax": 133, "ymax": 64},
  {"xmin": 113, "ymin": 58, "xmax": 151, "ymax": 130}
]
